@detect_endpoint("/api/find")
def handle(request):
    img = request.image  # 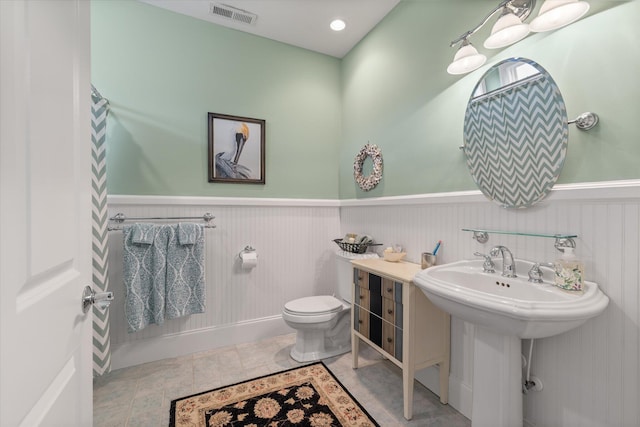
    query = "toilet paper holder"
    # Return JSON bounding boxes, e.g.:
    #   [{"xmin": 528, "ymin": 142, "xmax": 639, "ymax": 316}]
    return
[
  {"xmin": 239, "ymin": 245, "xmax": 256, "ymax": 258},
  {"xmin": 238, "ymin": 245, "xmax": 258, "ymax": 269}
]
